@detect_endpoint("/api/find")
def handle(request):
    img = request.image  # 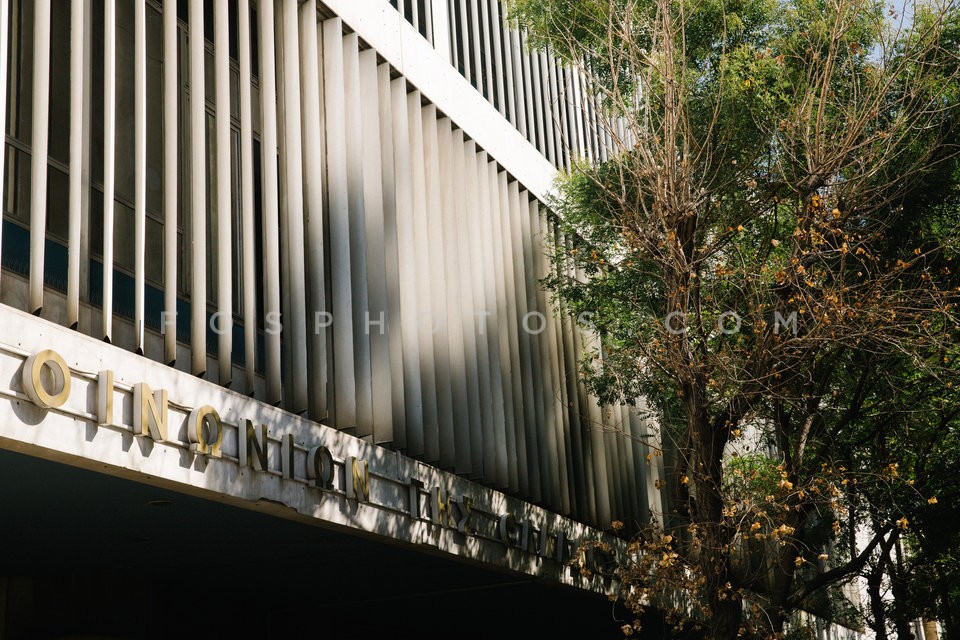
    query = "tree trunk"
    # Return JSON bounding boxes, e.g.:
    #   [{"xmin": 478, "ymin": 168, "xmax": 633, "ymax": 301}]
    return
[
  {"xmin": 698, "ymin": 529, "xmax": 742, "ymax": 640},
  {"xmin": 688, "ymin": 403, "xmax": 741, "ymax": 640},
  {"xmin": 937, "ymin": 573, "xmax": 957, "ymax": 640},
  {"xmin": 867, "ymin": 560, "xmax": 888, "ymax": 640},
  {"xmin": 709, "ymin": 595, "xmax": 743, "ymax": 640},
  {"xmin": 766, "ymin": 446, "xmax": 810, "ymax": 635},
  {"xmin": 768, "ymin": 536, "xmax": 802, "ymax": 634},
  {"xmin": 890, "ymin": 542, "xmax": 915, "ymax": 640}
]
